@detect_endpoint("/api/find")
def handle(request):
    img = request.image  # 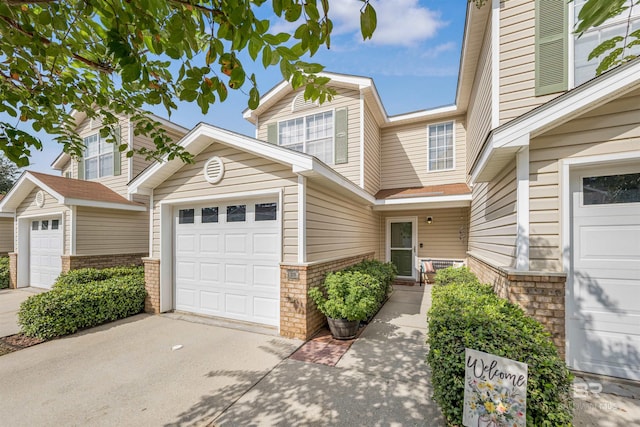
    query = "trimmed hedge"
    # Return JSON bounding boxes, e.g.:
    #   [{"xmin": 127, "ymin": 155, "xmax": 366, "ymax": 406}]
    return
[
  {"xmin": 427, "ymin": 272, "xmax": 573, "ymax": 426},
  {"xmin": 54, "ymin": 266, "xmax": 144, "ymax": 288},
  {"xmin": 433, "ymin": 266, "xmax": 479, "ymax": 286},
  {"xmin": 18, "ymin": 266, "xmax": 146, "ymax": 340},
  {"xmin": 345, "ymin": 259, "xmax": 397, "ymax": 306},
  {"xmin": 0, "ymin": 257, "xmax": 8, "ymax": 289}
]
